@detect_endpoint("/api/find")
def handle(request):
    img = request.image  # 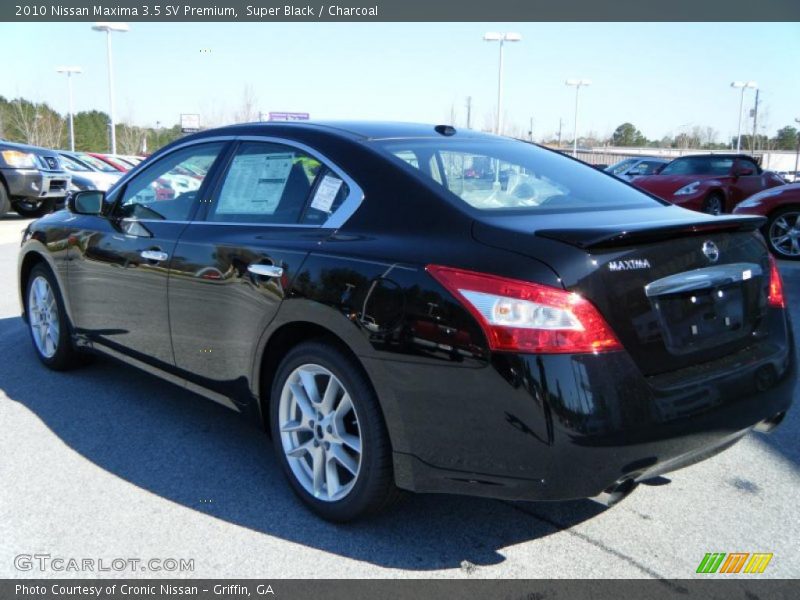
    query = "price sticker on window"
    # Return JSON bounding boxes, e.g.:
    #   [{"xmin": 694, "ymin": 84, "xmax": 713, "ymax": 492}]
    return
[{"xmin": 310, "ymin": 175, "xmax": 344, "ymax": 213}]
